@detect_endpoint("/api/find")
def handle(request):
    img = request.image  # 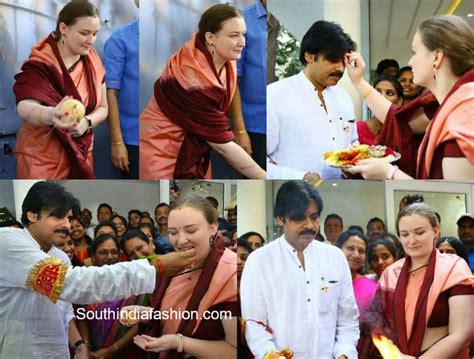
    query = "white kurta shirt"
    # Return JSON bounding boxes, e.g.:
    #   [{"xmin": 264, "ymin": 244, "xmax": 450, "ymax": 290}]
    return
[
  {"xmin": 267, "ymin": 71, "xmax": 358, "ymax": 179},
  {"xmin": 240, "ymin": 235, "xmax": 359, "ymax": 359},
  {"xmin": 48, "ymin": 245, "xmax": 75, "ymax": 337},
  {"xmin": 0, "ymin": 228, "xmax": 156, "ymax": 359}
]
